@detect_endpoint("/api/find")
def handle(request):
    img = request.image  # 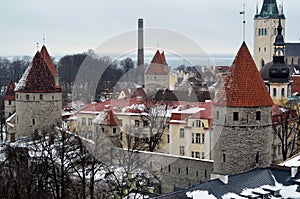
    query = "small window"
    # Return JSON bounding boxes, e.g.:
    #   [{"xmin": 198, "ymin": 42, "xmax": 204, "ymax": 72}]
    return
[
  {"xmin": 233, "ymin": 112, "xmax": 239, "ymax": 121},
  {"xmin": 33, "ymin": 96, "xmax": 35, "ymax": 100},
  {"xmin": 281, "ymin": 88, "xmax": 285, "ymax": 97},
  {"xmin": 191, "ymin": 151, "xmax": 195, "ymax": 158},
  {"xmin": 202, "ymin": 133, "xmax": 205, "ymax": 144},
  {"xmin": 167, "ymin": 134, "xmax": 170, "ymax": 143},
  {"xmin": 273, "ymin": 88, "xmax": 277, "ymax": 97},
  {"xmin": 143, "ymin": 120, "xmax": 148, "ymax": 127},
  {"xmin": 32, "ymin": 119, "xmax": 35, "ymax": 125},
  {"xmin": 201, "ymin": 152, "xmax": 205, "ymax": 159},
  {"xmin": 186, "ymin": 167, "xmax": 189, "ymax": 175},
  {"xmin": 195, "ymin": 152, "xmax": 200, "ymax": 159},
  {"xmin": 223, "ymin": 153, "xmax": 226, "ymax": 162},
  {"xmin": 134, "ymin": 120, "xmax": 140, "ymax": 127},
  {"xmin": 168, "ymin": 165, "xmax": 171, "ymax": 172},
  {"xmin": 256, "ymin": 111, "xmax": 261, "ymax": 121},
  {"xmin": 195, "ymin": 133, "xmax": 201, "ymax": 144},
  {"xmin": 292, "ymin": 58, "xmax": 294, "ymax": 65},
  {"xmin": 258, "ymin": 47, "xmax": 261, "ymax": 52},
  {"xmin": 179, "ymin": 128, "xmax": 184, "ymax": 138},
  {"xmin": 81, "ymin": 118, "xmax": 86, "ymax": 125},
  {"xmin": 26, "ymin": 94, "xmax": 29, "ymax": 100},
  {"xmin": 113, "ymin": 128, "xmax": 116, "ymax": 134},
  {"xmin": 192, "ymin": 133, "xmax": 195, "ymax": 143},
  {"xmin": 40, "ymin": 94, "xmax": 43, "ymax": 100},
  {"xmin": 179, "ymin": 146, "xmax": 185, "ymax": 155},
  {"xmin": 120, "ymin": 132, "xmax": 123, "ymax": 140},
  {"xmin": 216, "ymin": 111, "xmax": 219, "ymax": 120},
  {"xmin": 256, "ymin": 151, "xmax": 260, "ymax": 164},
  {"xmin": 16, "ymin": 94, "xmax": 18, "ymax": 99},
  {"xmin": 88, "ymin": 118, "xmax": 93, "ymax": 125},
  {"xmin": 178, "ymin": 168, "xmax": 181, "ymax": 174},
  {"xmin": 52, "ymin": 95, "xmax": 54, "ymax": 100},
  {"xmin": 8, "ymin": 100, "xmax": 11, "ymax": 105},
  {"xmin": 264, "ymin": 47, "xmax": 266, "ymax": 52}
]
